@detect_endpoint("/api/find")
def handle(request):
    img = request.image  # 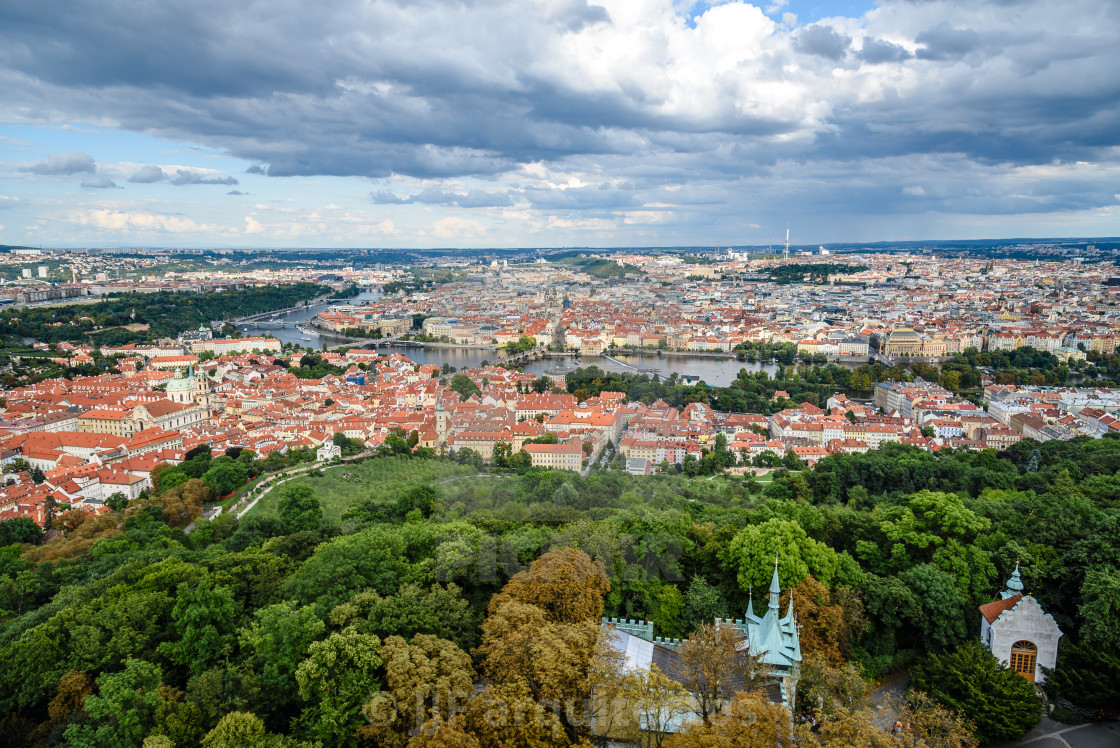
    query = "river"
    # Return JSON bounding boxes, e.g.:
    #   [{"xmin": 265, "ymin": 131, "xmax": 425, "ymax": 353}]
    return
[{"xmin": 240, "ymin": 291, "xmax": 841, "ymax": 387}]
